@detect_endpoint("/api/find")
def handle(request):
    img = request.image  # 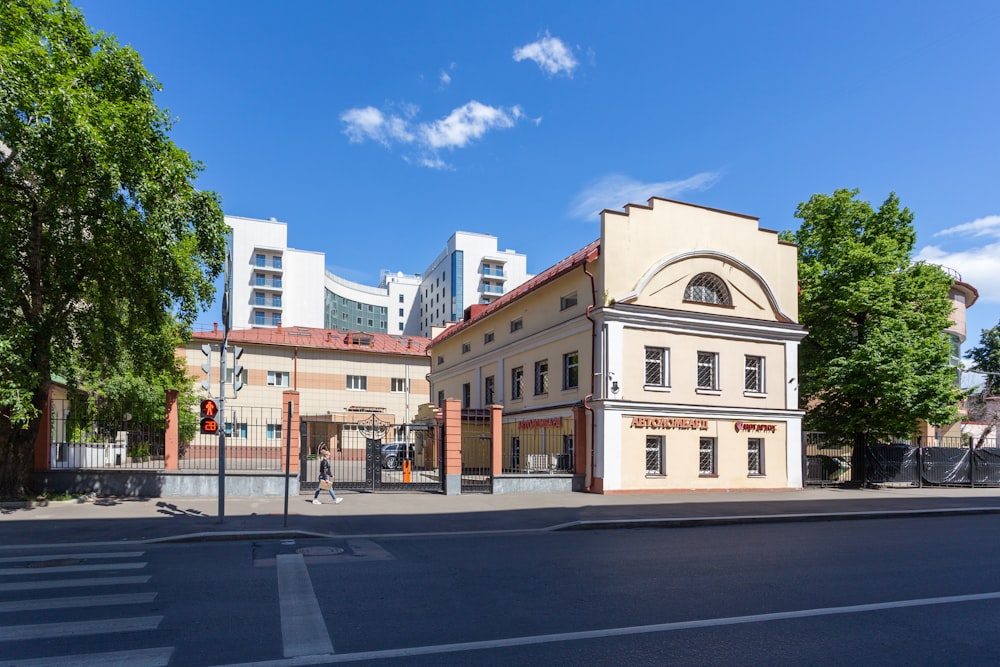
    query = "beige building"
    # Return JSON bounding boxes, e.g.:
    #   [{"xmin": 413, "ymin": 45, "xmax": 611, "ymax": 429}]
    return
[
  {"xmin": 429, "ymin": 197, "xmax": 807, "ymax": 493},
  {"xmin": 179, "ymin": 325, "xmax": 431, "ymax": 458}
]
